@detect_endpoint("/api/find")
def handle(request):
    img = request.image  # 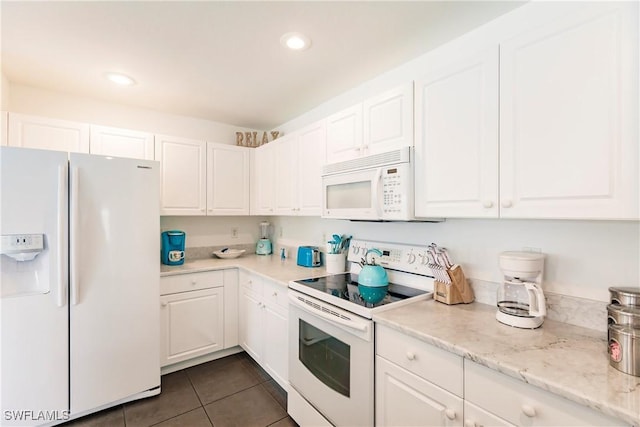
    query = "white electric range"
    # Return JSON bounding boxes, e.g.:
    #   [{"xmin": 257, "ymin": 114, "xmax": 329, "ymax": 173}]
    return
[{"xmin": 287, "ymin": 239, "xmax": 435, "ymax": 427}]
